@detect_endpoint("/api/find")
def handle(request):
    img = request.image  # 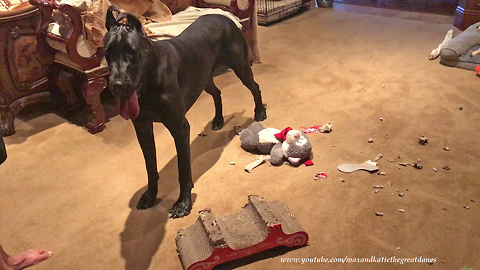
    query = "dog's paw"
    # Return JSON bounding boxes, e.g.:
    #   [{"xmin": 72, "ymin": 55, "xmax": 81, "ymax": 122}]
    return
[
  {"xmin": 169, "ymin": 198, "xmax": 192, "ymax": 218},
  {"xmin": 211, "ymin": 116, "xmax": 224, "ymax": 131},
  {"xmin": 254, "ymin": 108, "xmax": 267, "ymax": 122},
  {"xmin": 136, "ymin": 190, "xmax": 157, "ymax": 210}
]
